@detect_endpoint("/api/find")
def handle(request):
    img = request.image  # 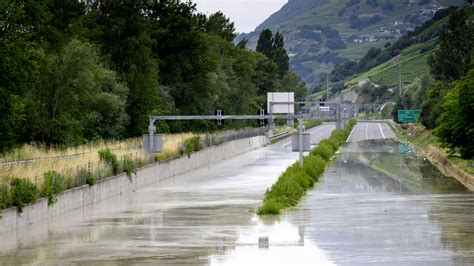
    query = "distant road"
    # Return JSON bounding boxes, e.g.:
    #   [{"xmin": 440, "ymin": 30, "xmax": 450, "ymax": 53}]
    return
[
  {"xmin": 273, "ymin": 122, "xmax": 336, "ymax": 148},
  {"xmin": 347, "ymin": 121, "xmax": 396, "ymax": 142}
]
